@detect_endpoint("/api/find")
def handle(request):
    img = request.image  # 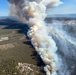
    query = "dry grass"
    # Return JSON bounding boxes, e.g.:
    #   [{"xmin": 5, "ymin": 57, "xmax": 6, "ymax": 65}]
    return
[
  {"xmin": 17, "ymin": 63, "xmax": 40, "ymax": 75},
  {"xmin": 0, "ymin": 58, "xmax": 20, "ymax": 75},
  {"xmin": 0, "ymin": 43, "xmax": 19, "ymax": 50},
  {"xmin": 0, "ymin": 23, "xmax": 45, "ymax": 75}
]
